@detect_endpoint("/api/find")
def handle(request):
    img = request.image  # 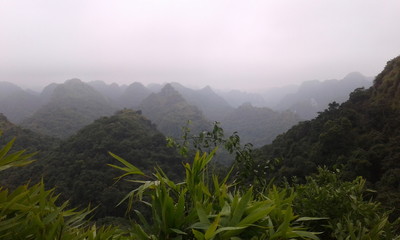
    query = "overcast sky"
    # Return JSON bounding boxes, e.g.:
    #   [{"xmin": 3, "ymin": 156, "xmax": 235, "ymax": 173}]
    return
[{"xmin": 0, "ymin": 0, "xmax": 399, "ymax": 92}]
